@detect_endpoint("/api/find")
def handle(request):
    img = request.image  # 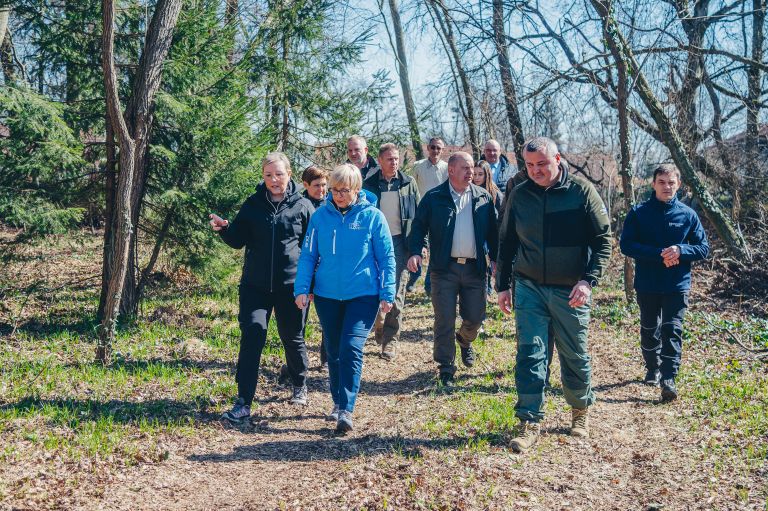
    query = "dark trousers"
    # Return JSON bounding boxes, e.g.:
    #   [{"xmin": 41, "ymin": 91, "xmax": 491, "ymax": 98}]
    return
[
  {"xmin": 636, "ymin": 292, "xmax": 688, "ymax": 380},
  {"xmin": 431, "ymin": 260, "xmax": 486, "ymax": 376},
  {"xmin": 374, "ymin": 235, "xmax": 409, "ymax": 345},
  {"xmin": 314, "ymin": 294, "xmax": 380, "ymax": 412},
  {"xmin": 236, "ymin": 284, "xmax": 309, "ymax": 406}
]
